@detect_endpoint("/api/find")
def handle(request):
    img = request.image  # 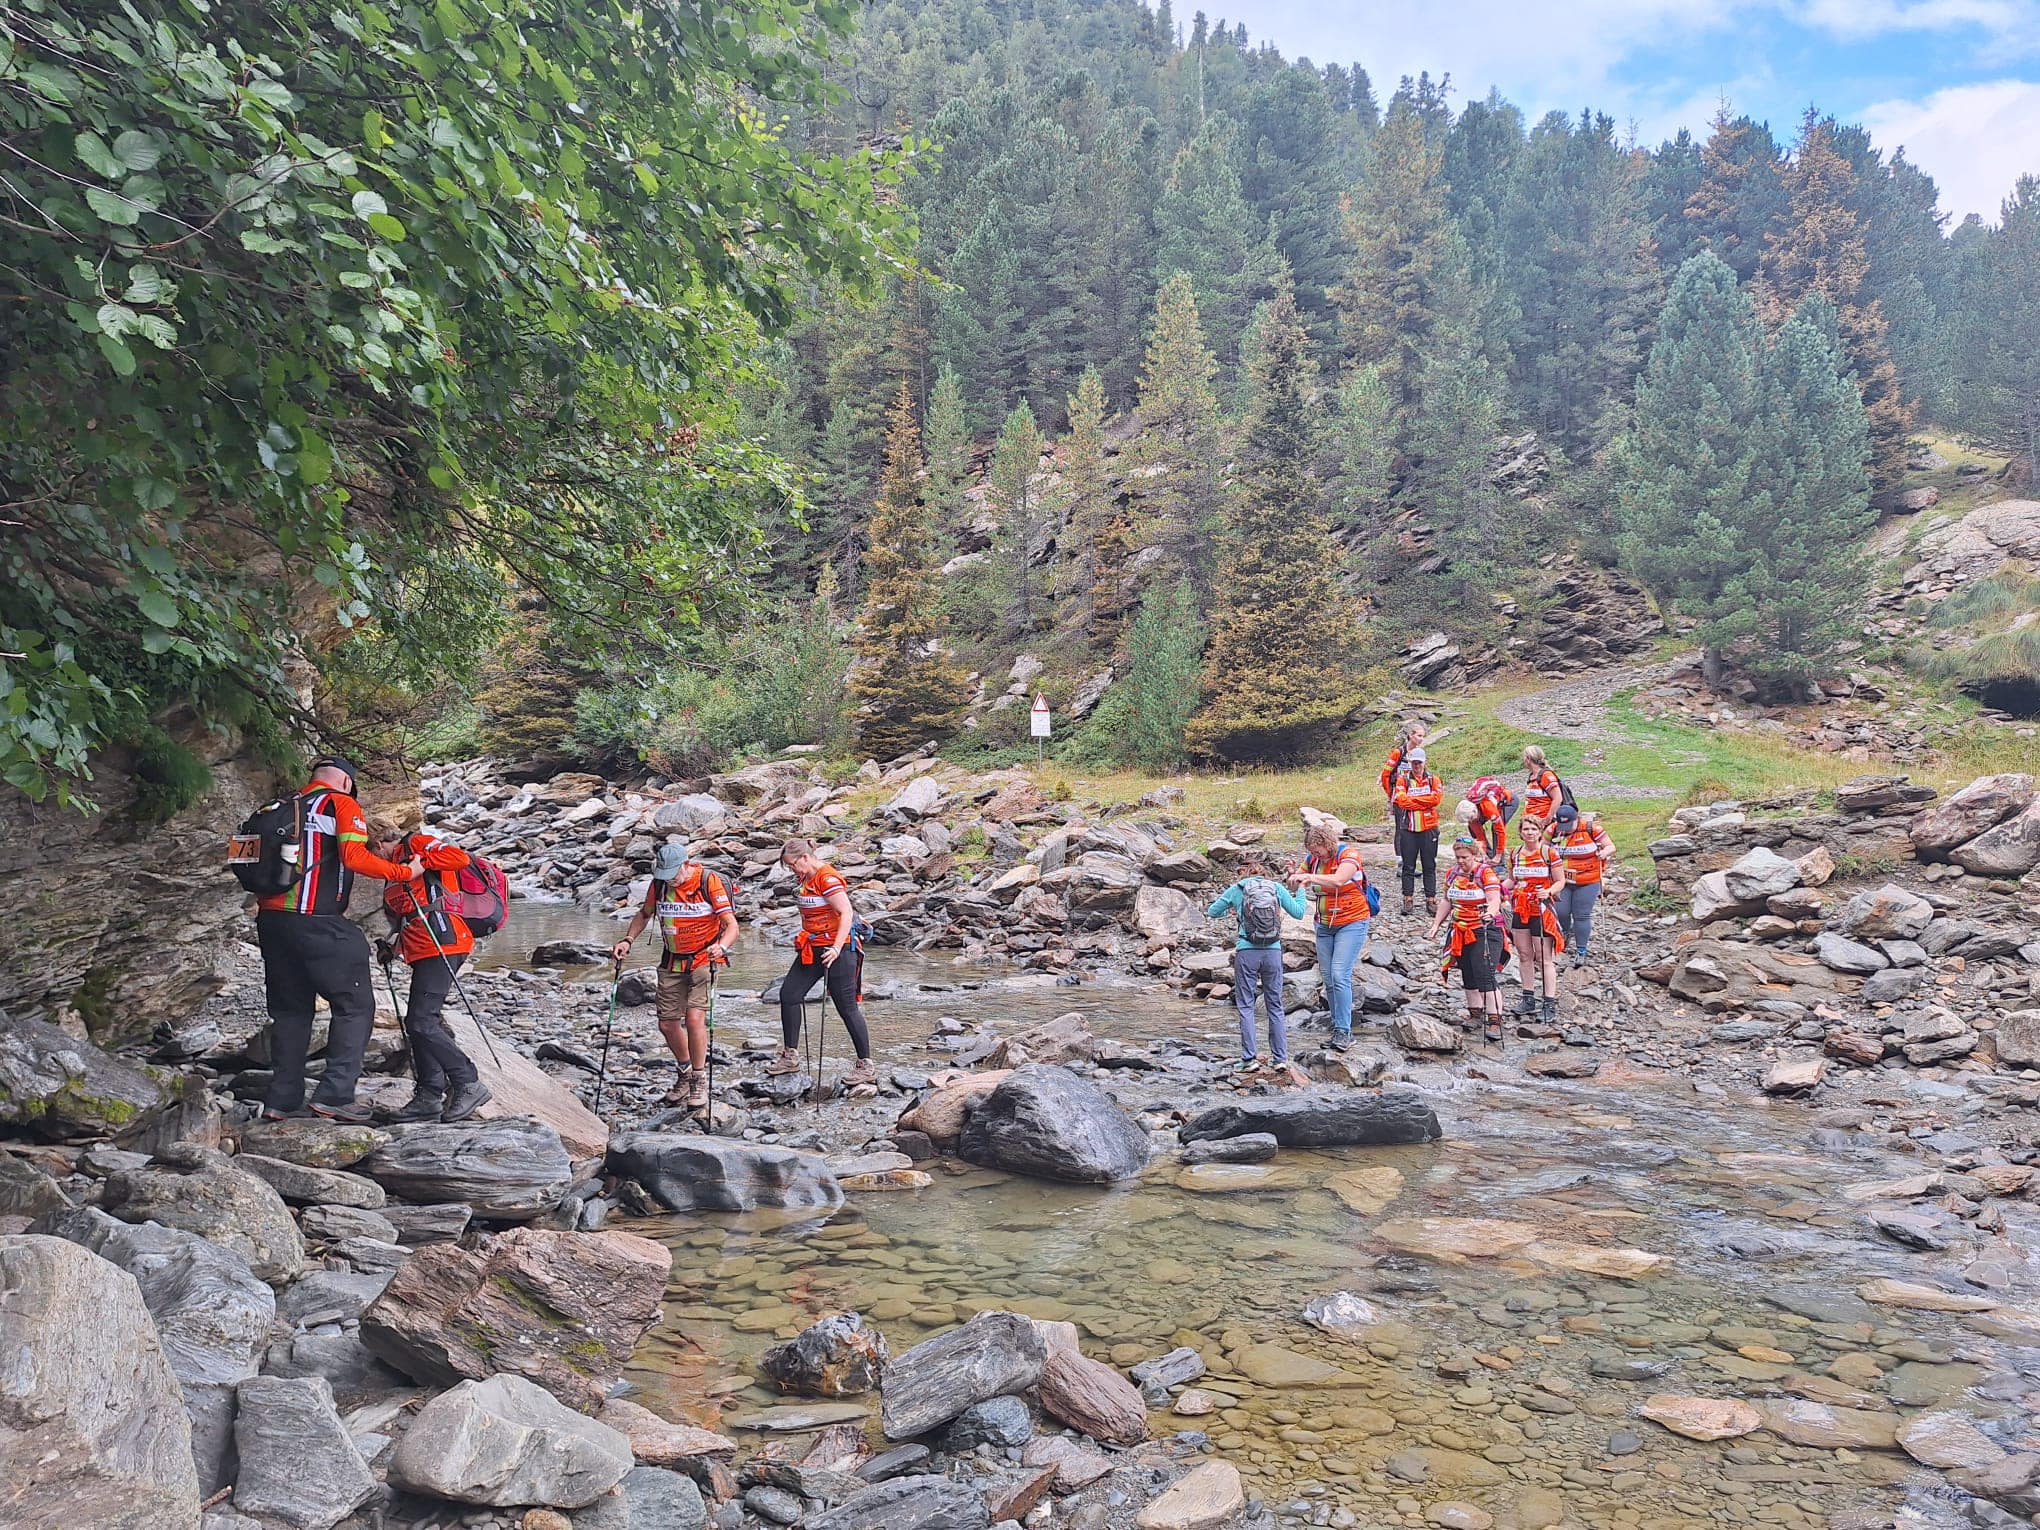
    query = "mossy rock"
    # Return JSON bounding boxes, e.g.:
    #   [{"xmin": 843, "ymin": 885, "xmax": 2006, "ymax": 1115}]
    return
[{"xmin": 0, "ymin": 1010, "xmax": 164, "ymax": 1142}]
